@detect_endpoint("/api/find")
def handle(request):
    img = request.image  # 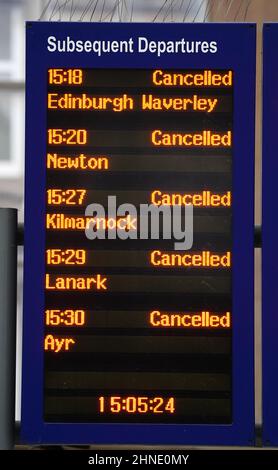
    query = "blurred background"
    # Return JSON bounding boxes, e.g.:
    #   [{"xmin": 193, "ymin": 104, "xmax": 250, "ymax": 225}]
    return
[{"xmin": 0, "ymin": 0, "xmax": 277, "ymax": 430}]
